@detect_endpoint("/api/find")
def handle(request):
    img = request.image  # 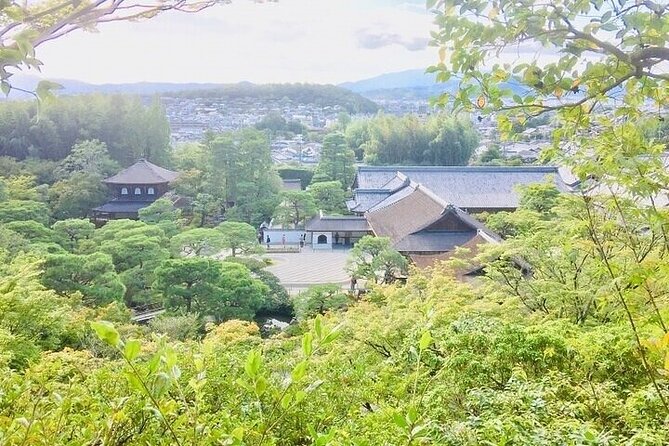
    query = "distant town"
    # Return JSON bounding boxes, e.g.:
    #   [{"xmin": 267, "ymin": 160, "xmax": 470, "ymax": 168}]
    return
[{"xmin": 161, "ymin": 93, "xmax": 554, "ymax": 165}]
